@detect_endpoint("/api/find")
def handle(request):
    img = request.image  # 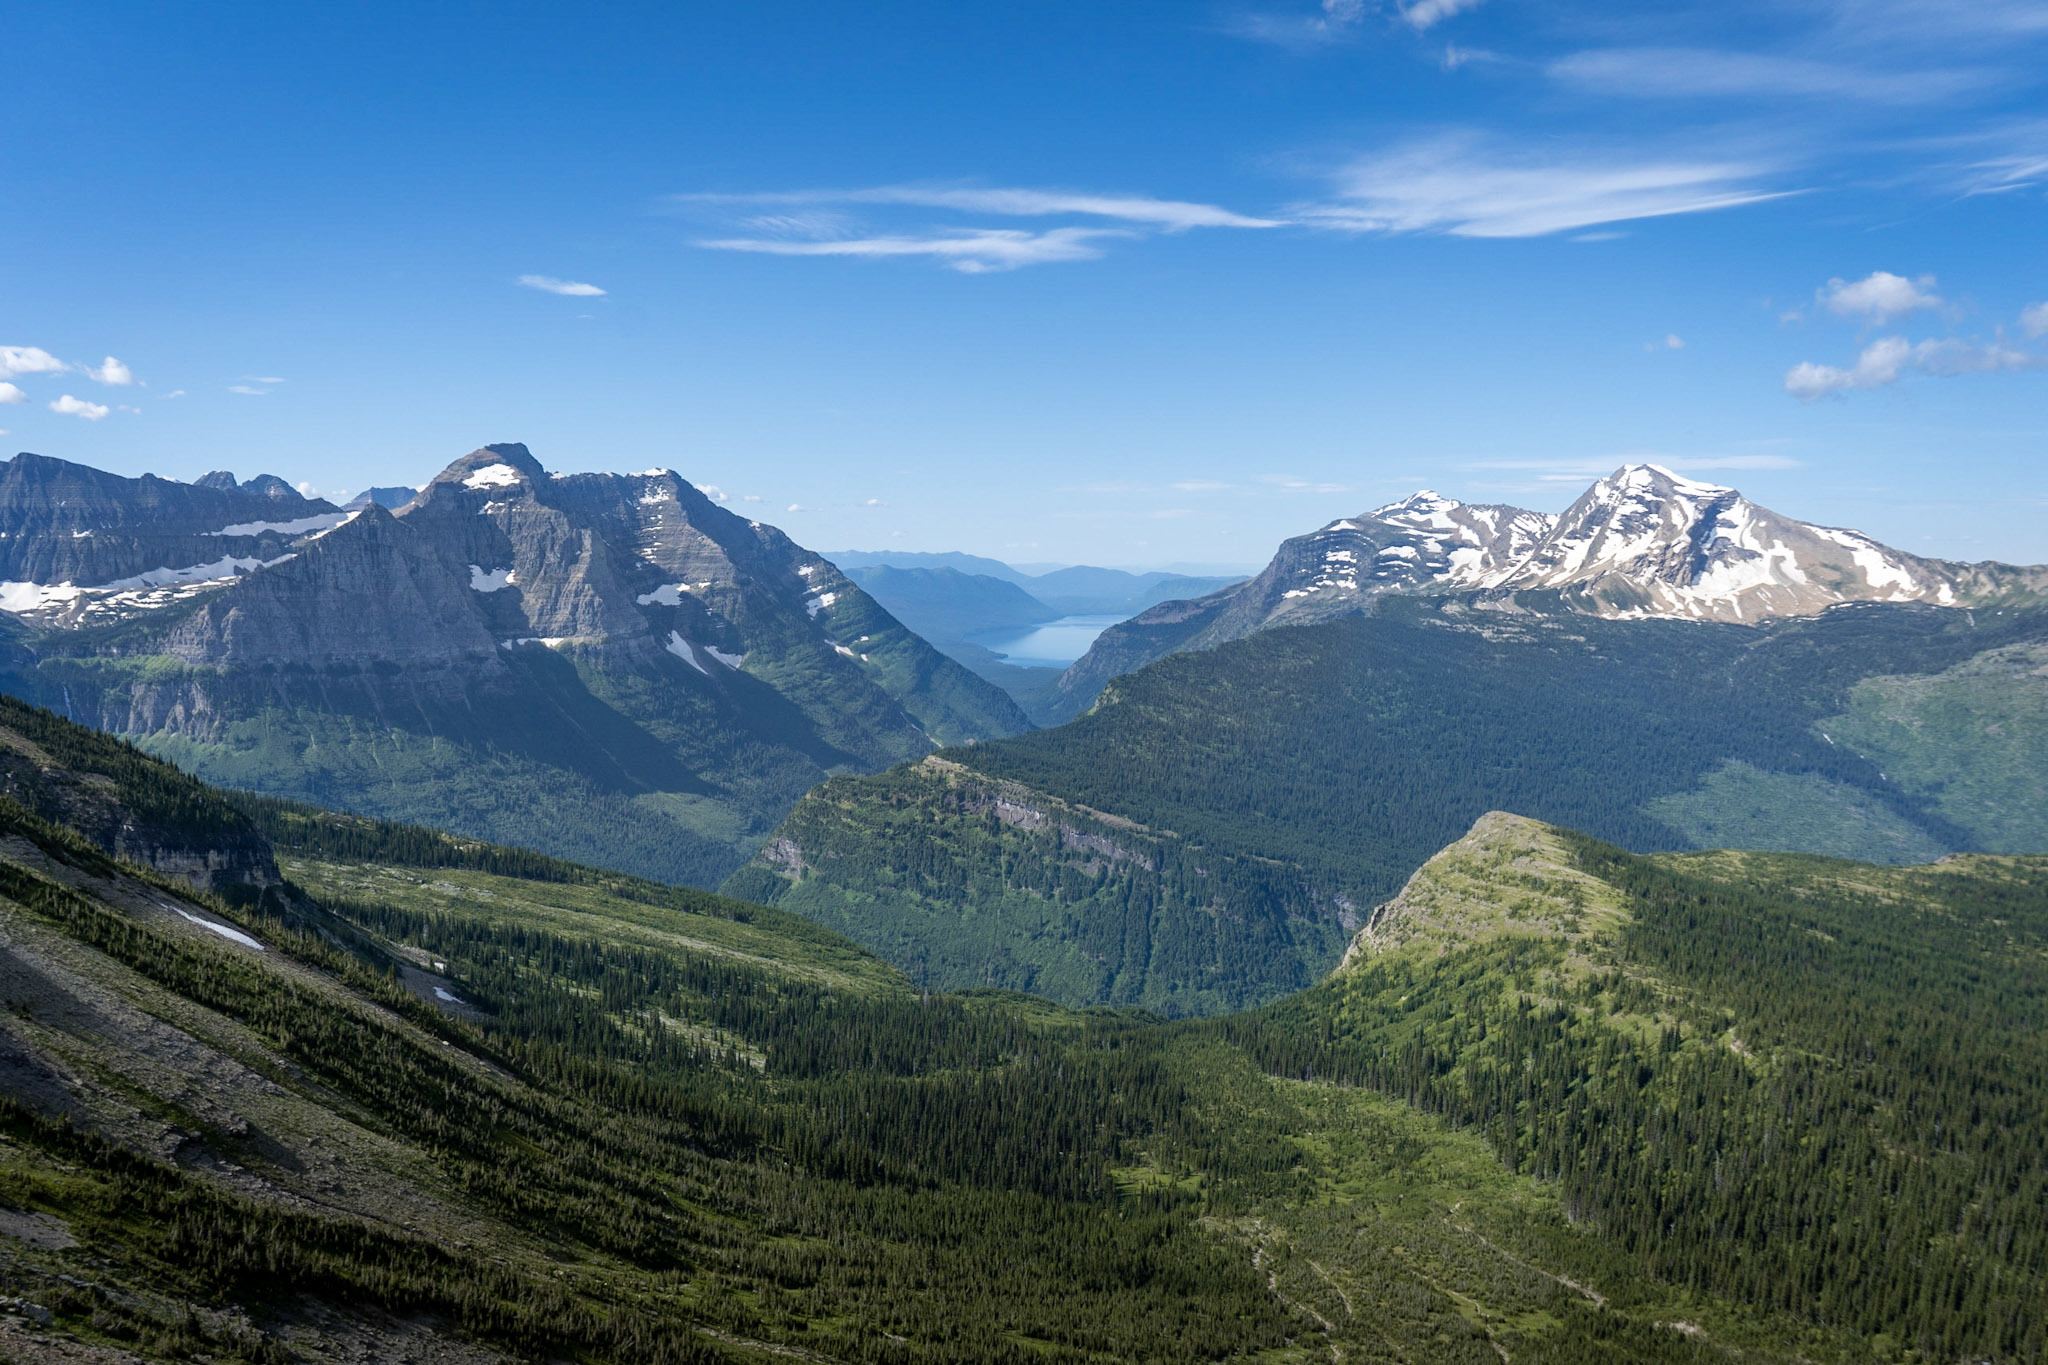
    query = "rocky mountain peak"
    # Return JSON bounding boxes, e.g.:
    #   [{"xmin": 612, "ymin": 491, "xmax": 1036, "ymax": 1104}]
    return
[
  {"xmin": 1479, "ymin": 463, "xmax": 2010, "ymax": 621},
  {"xmin": 346, "ymin": 485, "xmax": 419, "ymax": 511},
  {"xmin": 429, "ymin": 443, "xmax": 549, "ymax": 494},
  {"xmin": 1372, "ymin": 489, "xmax": 1459, "ymax": 518}
]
